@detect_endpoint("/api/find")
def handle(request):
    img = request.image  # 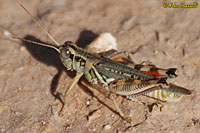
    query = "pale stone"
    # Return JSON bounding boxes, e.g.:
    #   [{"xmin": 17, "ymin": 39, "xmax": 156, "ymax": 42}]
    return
[{"xmin": 87, "ymin": 33, "xmax": 117, "ymax": 53}]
